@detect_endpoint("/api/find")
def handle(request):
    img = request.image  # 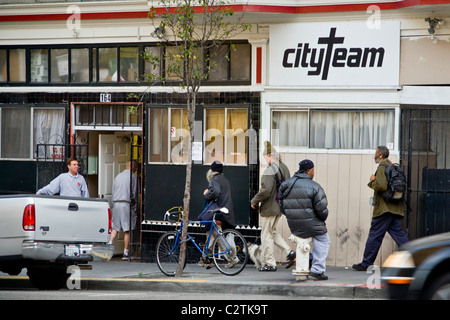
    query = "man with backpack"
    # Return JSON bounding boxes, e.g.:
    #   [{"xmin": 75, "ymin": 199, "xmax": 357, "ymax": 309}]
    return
[
  {"xmin": 353, "ymin": 146, "xmax": 409, "ymax": 271},
  {"xmin": 251, "ymin": 141, "xmax": 295, "ymax": 271}
]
